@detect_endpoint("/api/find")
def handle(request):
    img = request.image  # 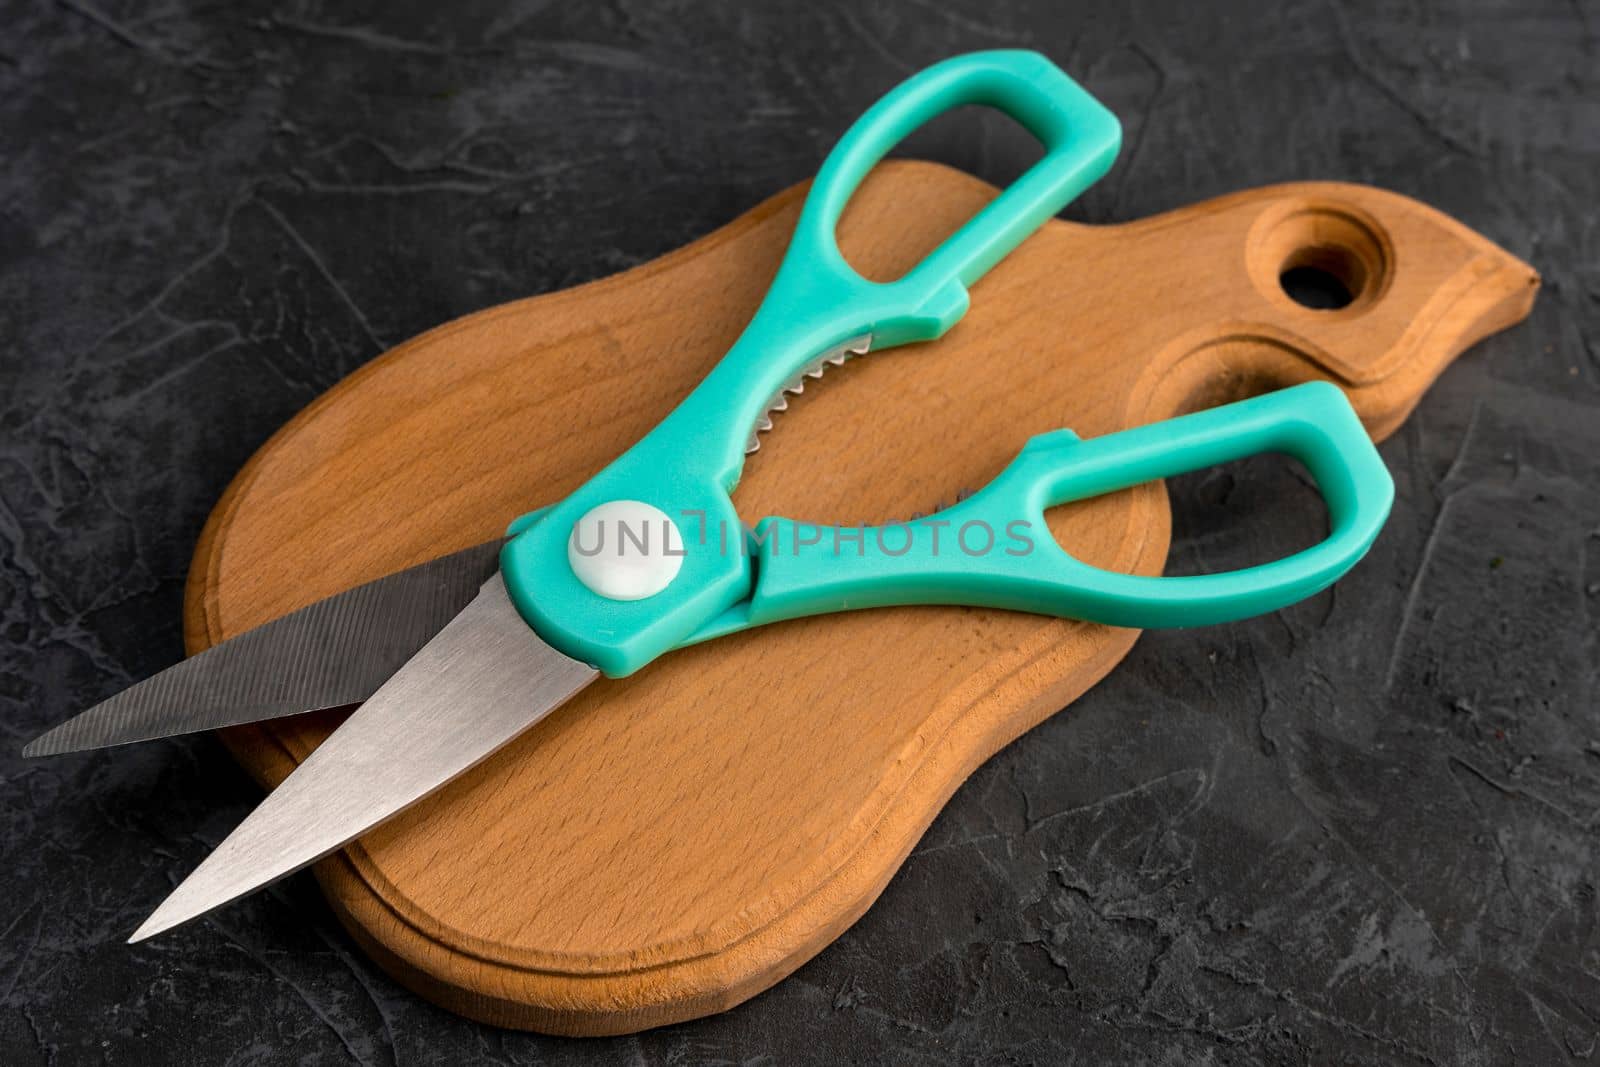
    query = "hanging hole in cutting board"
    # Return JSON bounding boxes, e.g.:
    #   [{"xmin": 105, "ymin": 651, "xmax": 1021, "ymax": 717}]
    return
[
  {"xmin": 1280, "ymin": 264, "xmax": 1353, "ymax": 310},
  {"xmin": 1246, "ymin": 202, "xmax": 1391, "ymax": 315},
  {"xmin": 1044, "ymin": 452, "xmax": 1325, "ymax": 580},
  {"xmin": 836, "ymin": 104, "xmax": 1042, "ymax": 284}
]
